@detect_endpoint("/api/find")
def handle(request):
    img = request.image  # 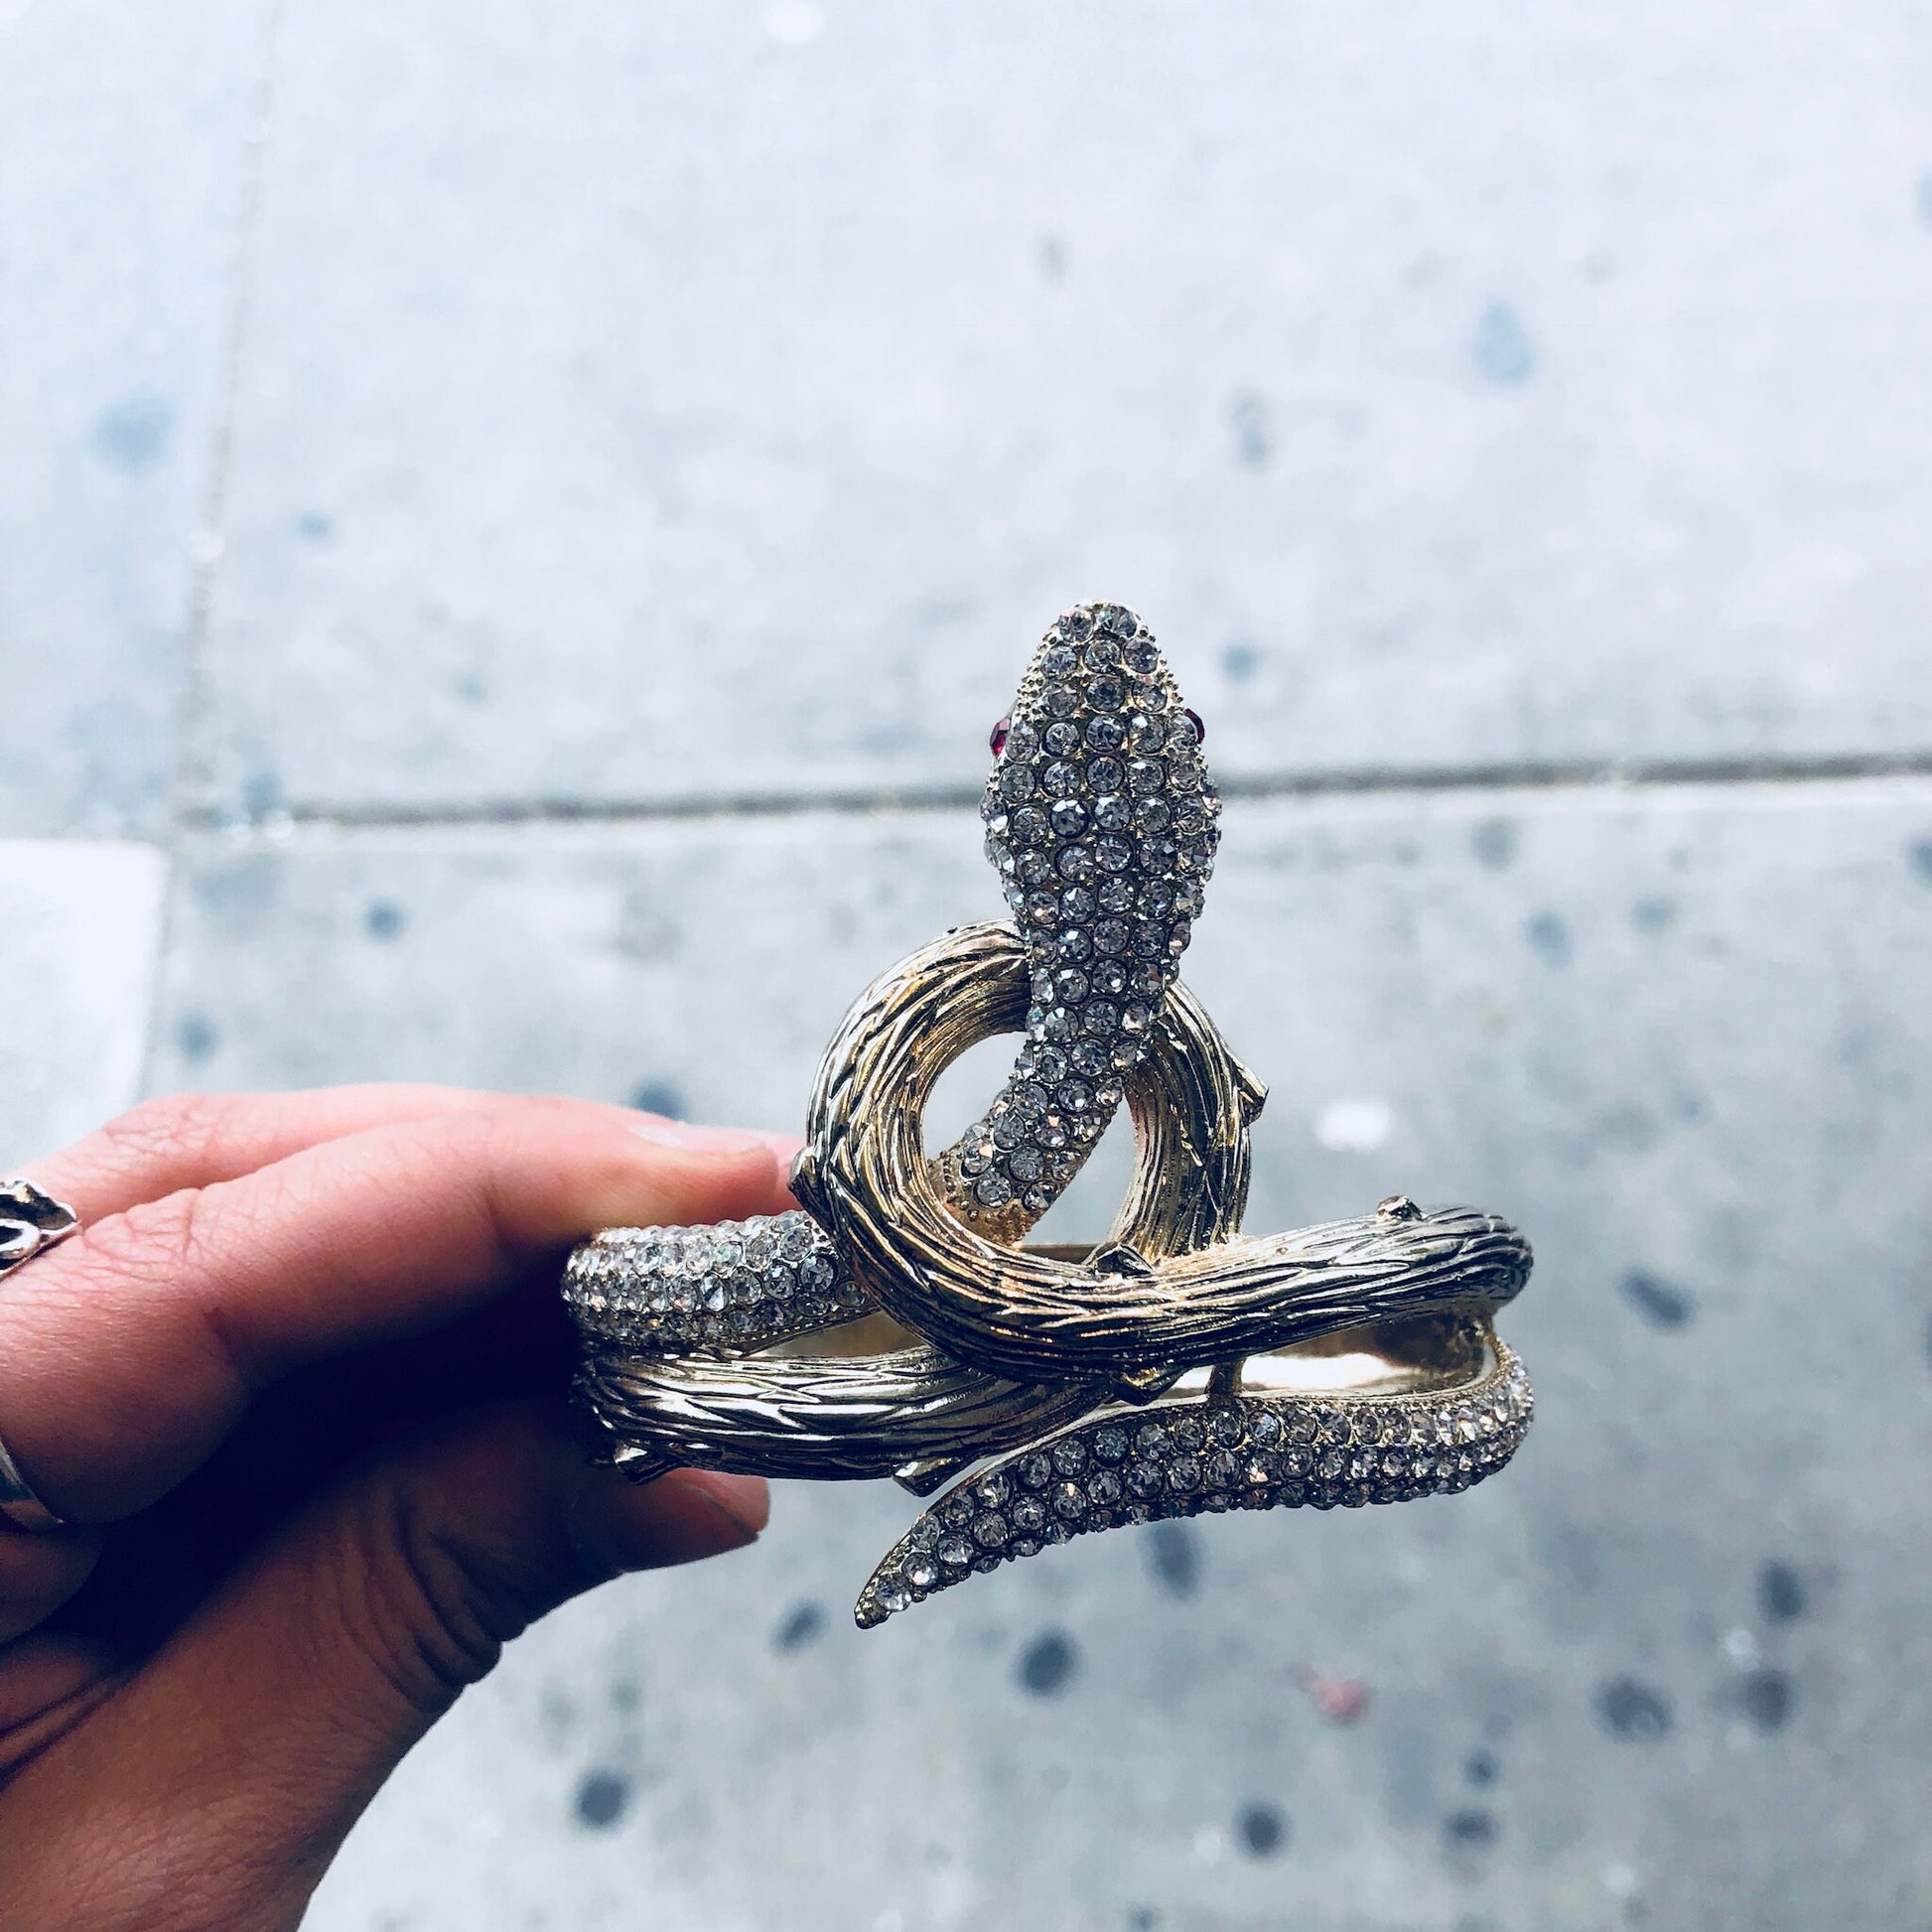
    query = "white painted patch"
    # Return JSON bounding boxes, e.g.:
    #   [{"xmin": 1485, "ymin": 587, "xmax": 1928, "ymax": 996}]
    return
[
  {"xmin": 763, "ymin": 2, "xmax": 822, "ymax": 46},
  {"xmin": 0, "ymin": 840, "xmax": 167, "ymax": 1164},
  {"xmin": 1313, "ymin": 1096, "xmax": 1396, "ymax": 1153}
]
